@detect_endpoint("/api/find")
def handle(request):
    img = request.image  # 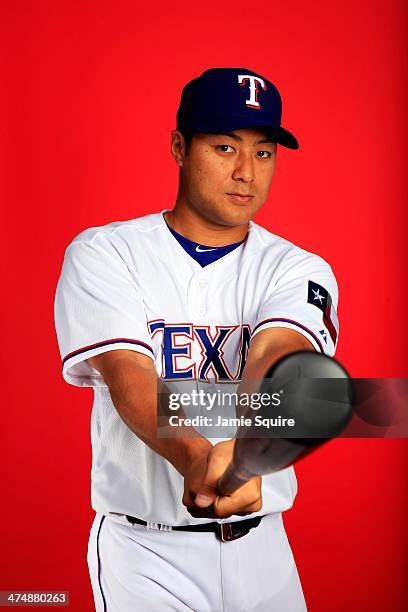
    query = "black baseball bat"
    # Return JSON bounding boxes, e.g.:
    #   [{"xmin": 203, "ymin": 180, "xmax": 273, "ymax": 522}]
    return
[{"xmin": 218, "ymin": 351, "xmax": 353, "ymax": 495}]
